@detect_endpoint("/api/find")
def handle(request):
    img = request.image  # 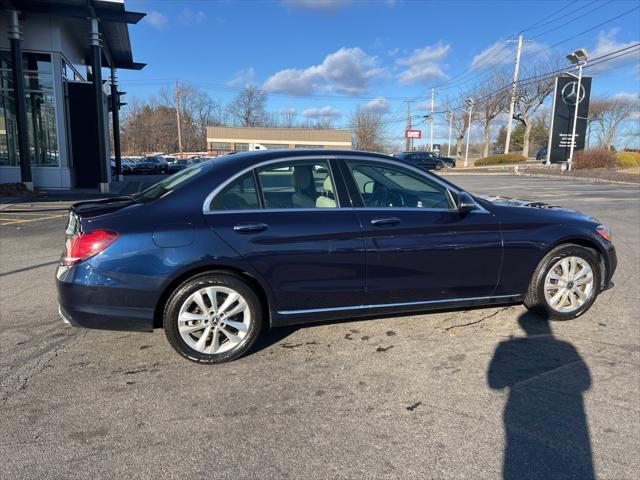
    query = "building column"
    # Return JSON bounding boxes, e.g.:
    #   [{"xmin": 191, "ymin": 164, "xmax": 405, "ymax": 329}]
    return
[
  {"xmin": 110, "ymin": 68, "xmax": 123, "ymax": 181},
  {"xmin": 8, "ymin": 10, "xmax": 32, "ymax": 190},
  {"xmin": 90, "ymin": 17, "xmax": 109, "ymax": 193}
]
